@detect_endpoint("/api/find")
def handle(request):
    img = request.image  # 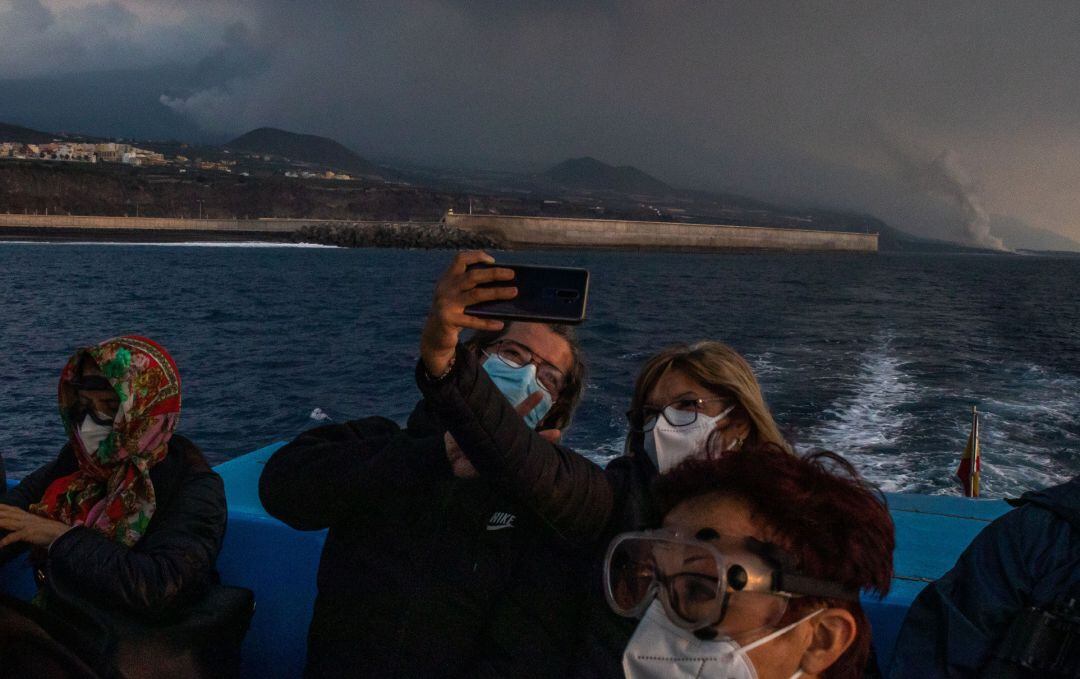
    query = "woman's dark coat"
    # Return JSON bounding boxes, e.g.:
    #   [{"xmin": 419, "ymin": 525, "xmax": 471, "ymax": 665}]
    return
[{"xmin": 0, "ymin": 435, "xmax": 227, "ymax": 617}]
